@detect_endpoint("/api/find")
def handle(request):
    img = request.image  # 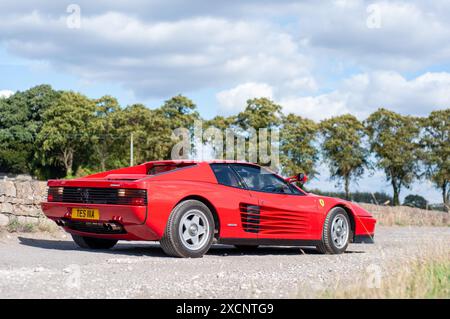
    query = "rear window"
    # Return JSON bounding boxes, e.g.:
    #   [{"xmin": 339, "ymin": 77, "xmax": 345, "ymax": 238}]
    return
[{"xmin": 147, "ymin": 163, "xmax": 195, "ymax": 175}]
